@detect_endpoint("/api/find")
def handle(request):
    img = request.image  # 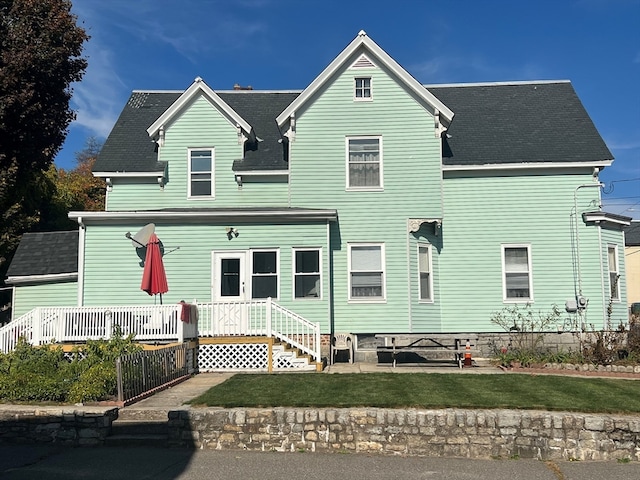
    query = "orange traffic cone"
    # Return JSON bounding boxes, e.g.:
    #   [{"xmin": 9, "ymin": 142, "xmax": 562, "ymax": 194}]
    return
[{"xmin": 463, "ymin": 340, "xmax": 472, "ymax": 368}]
